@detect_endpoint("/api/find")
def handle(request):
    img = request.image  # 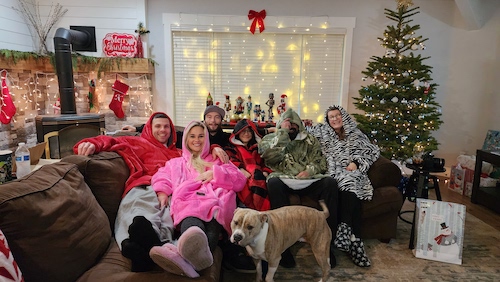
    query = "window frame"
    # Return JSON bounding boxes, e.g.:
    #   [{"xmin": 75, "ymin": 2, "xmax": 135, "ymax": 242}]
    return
[{"xmin": 162, "ymin": 13, "xmax": 355, "ymax": 125}]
